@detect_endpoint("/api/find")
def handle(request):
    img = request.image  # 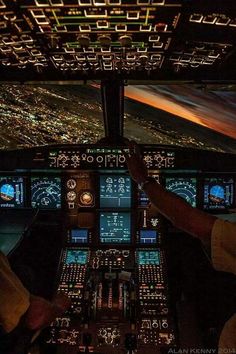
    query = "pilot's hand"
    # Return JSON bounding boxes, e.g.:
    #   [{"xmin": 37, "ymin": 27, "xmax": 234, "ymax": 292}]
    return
[
  {"xmin": 123, "ymin": 140, "xmax": 148, "ymax": 184},
  {"xmin": 24, "ymin": 293, "xmax": 71, "ymax": 331}
]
